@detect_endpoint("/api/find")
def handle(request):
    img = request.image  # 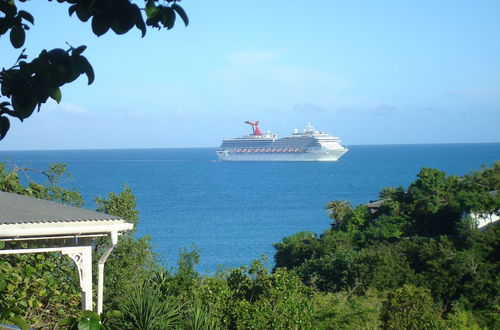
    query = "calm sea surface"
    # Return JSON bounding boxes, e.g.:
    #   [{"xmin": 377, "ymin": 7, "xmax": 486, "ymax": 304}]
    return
[{"xmin": 1, "ymin": 144, "xmax": 499, "ymax": 272}]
